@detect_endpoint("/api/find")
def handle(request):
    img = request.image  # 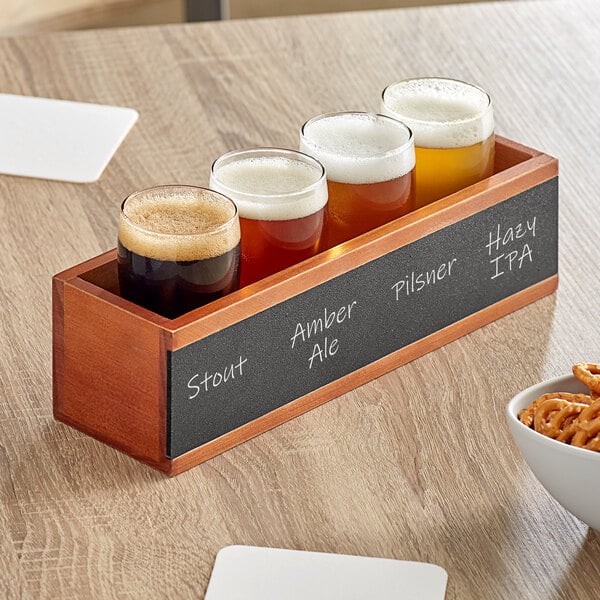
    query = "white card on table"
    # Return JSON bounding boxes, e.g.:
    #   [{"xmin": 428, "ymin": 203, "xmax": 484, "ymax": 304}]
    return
[
  {"xmin": 205, "ymin": 546, "xmax": 447, "ymax": 599},
  {"xmin": 0, "ymin": 94, "xmax": 138, "ymax": 183}
]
